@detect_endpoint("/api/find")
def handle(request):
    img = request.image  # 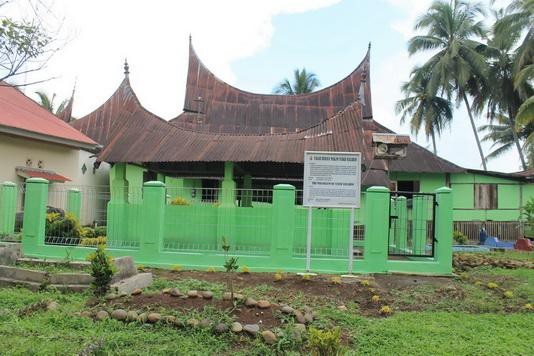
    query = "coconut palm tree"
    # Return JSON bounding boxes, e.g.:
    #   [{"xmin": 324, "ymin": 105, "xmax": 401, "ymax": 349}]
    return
[
  {"xmin": 494, "ymin": 0, "xmax": 533, "ymax": 95},
  {"xmin": 396, "ymin": 68, "xmax": 453, "ymax": 155},
  {"xmin": 35, "ymin": 91, "xmax": 68, "ymax": 115},
  {"xmin": 273, "ymin": 68, "xmax": 320, "ymax": 95},
  {"xmin": 408, "ymin": 0, "xmax": 489, "ymax": 170},
  {"xmin": 479, "ymin": 113, "xmax": 534, "ymax": 166},
  {"xmin": 472, "ymin": 8, "xmax": 533, "ymax": 170}
]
